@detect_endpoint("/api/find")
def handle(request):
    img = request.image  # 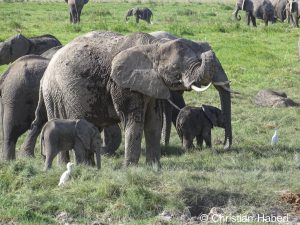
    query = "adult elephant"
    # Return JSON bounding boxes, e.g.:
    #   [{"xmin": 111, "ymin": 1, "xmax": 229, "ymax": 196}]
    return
[
  {"xmin": 0, "ymin": 34, "xmax": 61, "ymax": 65},
  {"xmin": 150, "ymin": 31, "xmax": 212, "ymax": 146},
  {"xmin": 125, "ymin": 7, "xmax": 153, "ymax": 24},
  {"xmin": 23, "ymin": 31, "xmax": 232, "ymax": 166},
  {"xmin": 271, "ymin": 0, "xmax": 288, "ymax": 22},
  {"xmin": 0, "ymin": 53, "xmax": 121, "ymax": 160},
  {"xmin": 286, "ymin": 0, "xmax": 300, "ymax": 27},
  {"xmin": 0, "ymin": 55, "xmax": 50, "ymax": 160},
  {"xmin": 233, "ymin": 0, "xmax": 276, "ymax": 26},
  {"xmin": 65, "ymin": 0, "xmax": 88, "ymax": 23}
]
